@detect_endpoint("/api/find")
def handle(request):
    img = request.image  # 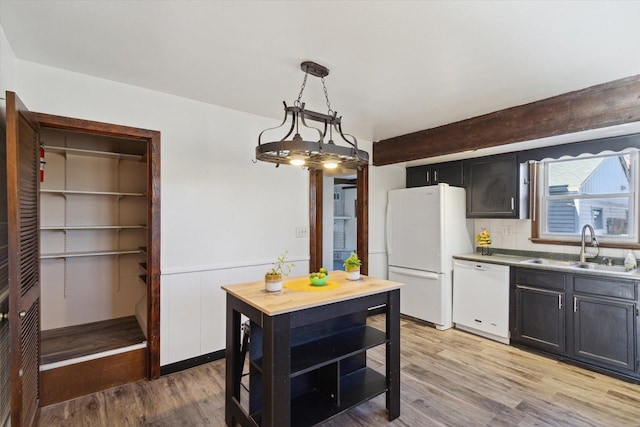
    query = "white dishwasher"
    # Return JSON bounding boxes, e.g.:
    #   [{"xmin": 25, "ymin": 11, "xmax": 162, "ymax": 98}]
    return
[{"xmin": 453, "ymin": 259, "xmax": 510, "ymax": 344}]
